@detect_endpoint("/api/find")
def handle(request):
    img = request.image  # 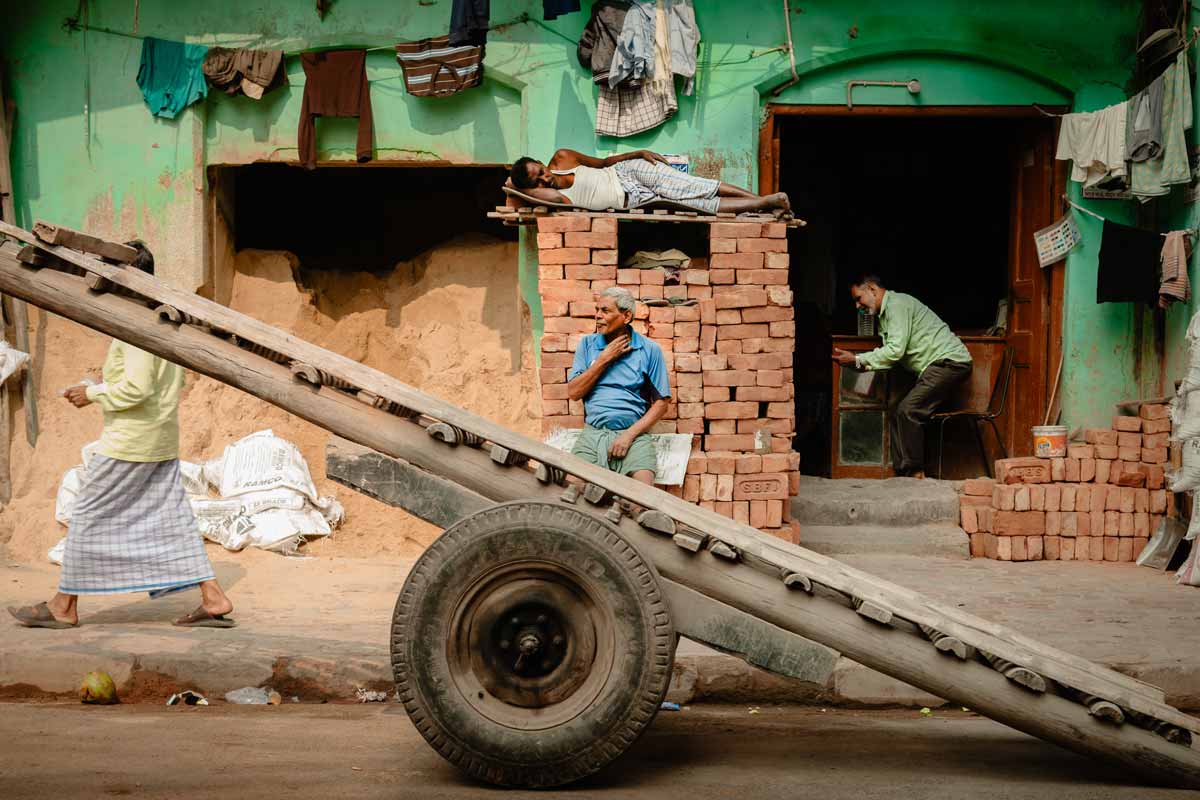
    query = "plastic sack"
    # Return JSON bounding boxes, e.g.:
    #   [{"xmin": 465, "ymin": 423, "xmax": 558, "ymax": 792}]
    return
[
  {"xmin": 199, "ymin": 514, "xmax": 255, "ymax": 552},
  {"xmin": 0, "ymin": 340, "xmax": 30, "ymax": 386},
  {"xmin": 1176, "ymin": 542, "xmax": 1200, "ymax": 586},
  {"xmin": 1178, "ymin": 310, "xmax": 1200, "ymax": 398},
  {"xmin": 1171, "ymin": 392, "xmax": 1200, "ymax": 441},
  {"xmin": 249, "ymin": 508, "xmax": 332, "ymax": 552},
  {"xmin": 217, "ymin": 430, "xmax": 319, "ymax": 502},
  {"xmin": 179, "ymin": 461, "xmax": 211, "ymax": 497},
  {"xmin": 54, "ymin": 466, "xmax": 85, "ymax": 524},
  {"xmin": 1168, "ymin": 439, "xmax": 1200, "ymax": 492},
  {"xmin": 1137, "ymin": 517, "xmax": 1188, "ymax": 570}
]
